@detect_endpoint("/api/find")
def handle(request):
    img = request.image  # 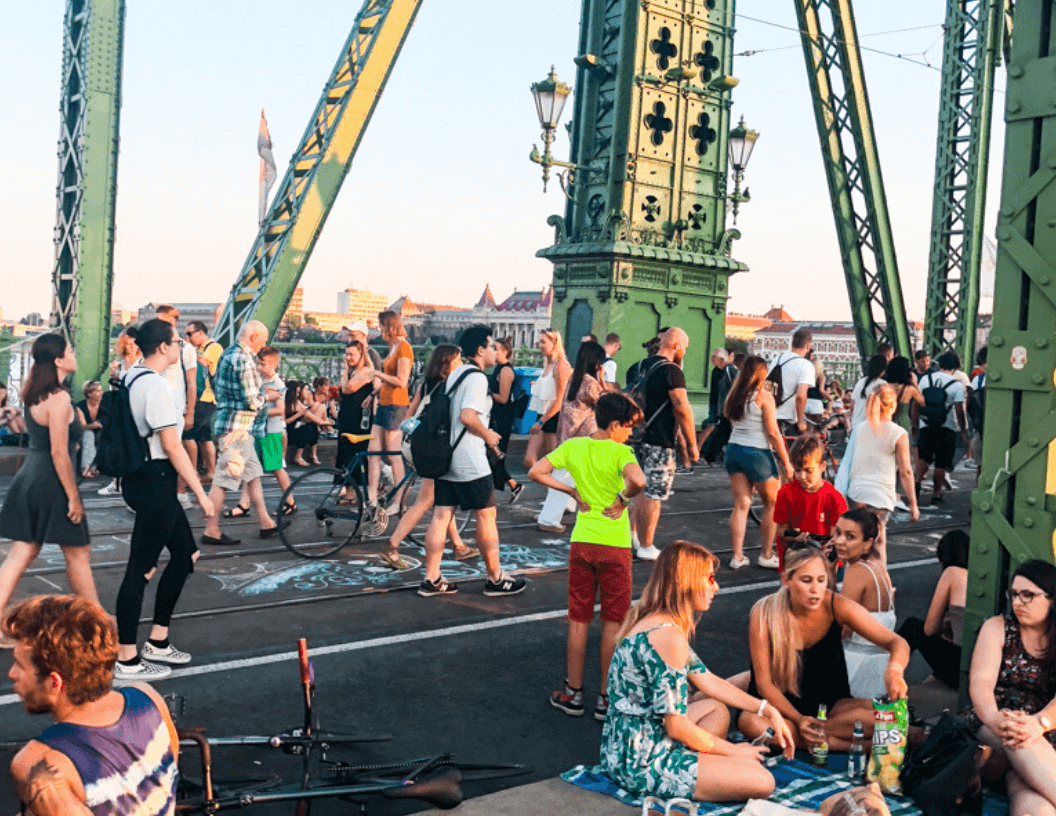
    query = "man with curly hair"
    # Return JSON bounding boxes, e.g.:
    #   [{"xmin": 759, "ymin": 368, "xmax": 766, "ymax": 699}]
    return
[{"xmin": 5, "ymin": 595, "xmax": 179, "ymax": 816}]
